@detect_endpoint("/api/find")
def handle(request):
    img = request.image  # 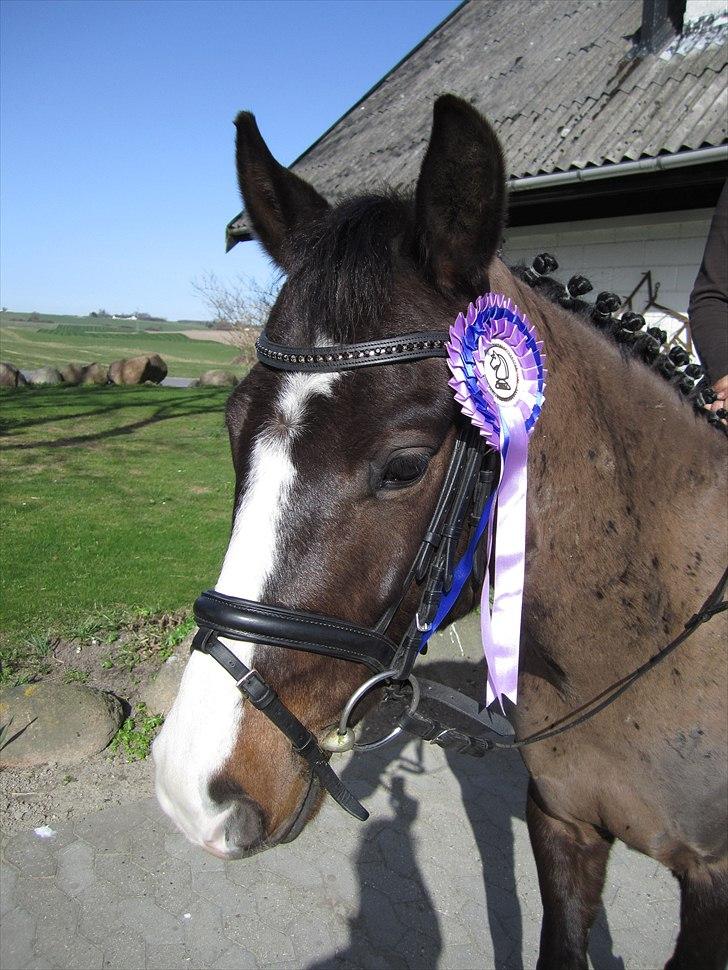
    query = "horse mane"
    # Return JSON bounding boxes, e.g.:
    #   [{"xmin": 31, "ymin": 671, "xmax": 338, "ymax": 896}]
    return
[
  {"xmin": 282, "ymin": 191, "xmax": 725, "ymax": 437},
  {"xmin": 510, "ymin": 256, "xmax": 727, "ymax": 438}
]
